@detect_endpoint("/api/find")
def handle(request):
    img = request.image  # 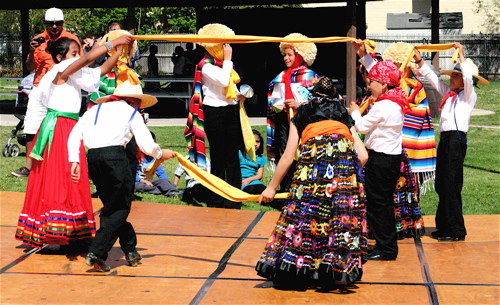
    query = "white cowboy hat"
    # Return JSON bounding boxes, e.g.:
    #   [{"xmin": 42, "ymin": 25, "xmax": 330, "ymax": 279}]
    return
[
  {"xmin": 96, "ymin": 81, "xmax": 157, "ymax": 109},
  {"xmin": 440, "ymin": 58, "xmax": 490, "ymax": 85}
]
